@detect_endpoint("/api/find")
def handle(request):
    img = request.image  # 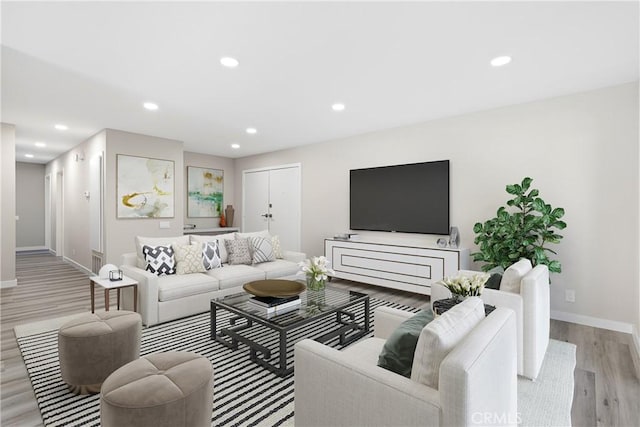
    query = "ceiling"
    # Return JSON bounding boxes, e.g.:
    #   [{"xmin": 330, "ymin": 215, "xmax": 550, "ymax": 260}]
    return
[{"xmin": 2, "ymin": 1, "xmax": 638, "ymax": 164}]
